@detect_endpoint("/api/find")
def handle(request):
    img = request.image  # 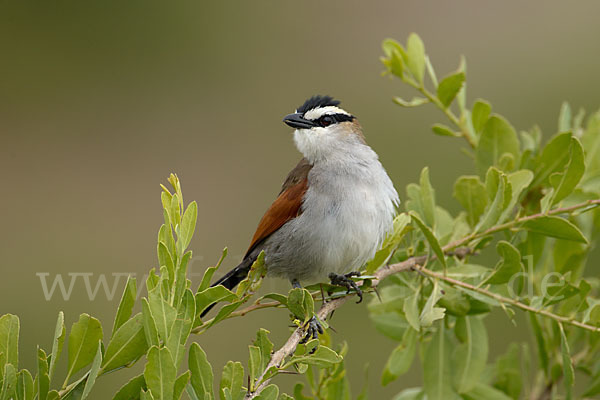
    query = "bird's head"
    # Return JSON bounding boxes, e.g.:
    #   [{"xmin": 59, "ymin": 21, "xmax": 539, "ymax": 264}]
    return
[{"xmin": 283, "ymin": 95, "xmax": 365, "ymax": 162}]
